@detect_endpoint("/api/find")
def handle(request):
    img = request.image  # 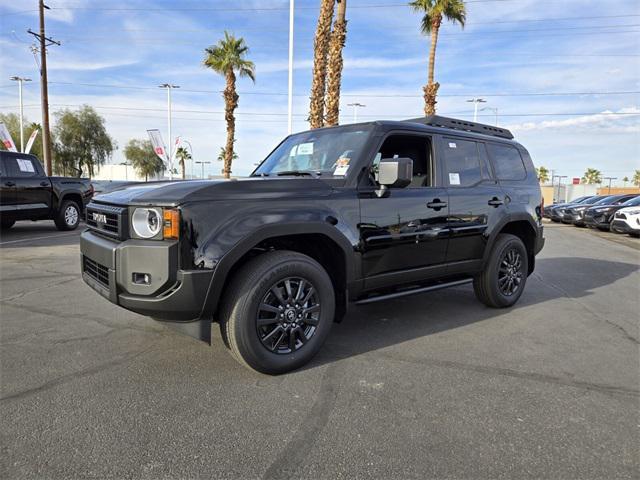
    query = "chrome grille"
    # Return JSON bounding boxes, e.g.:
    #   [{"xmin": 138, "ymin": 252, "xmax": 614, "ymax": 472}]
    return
[{"xmin": 86, "ymin": 203, "xmax": 127, "ymax": 239}]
